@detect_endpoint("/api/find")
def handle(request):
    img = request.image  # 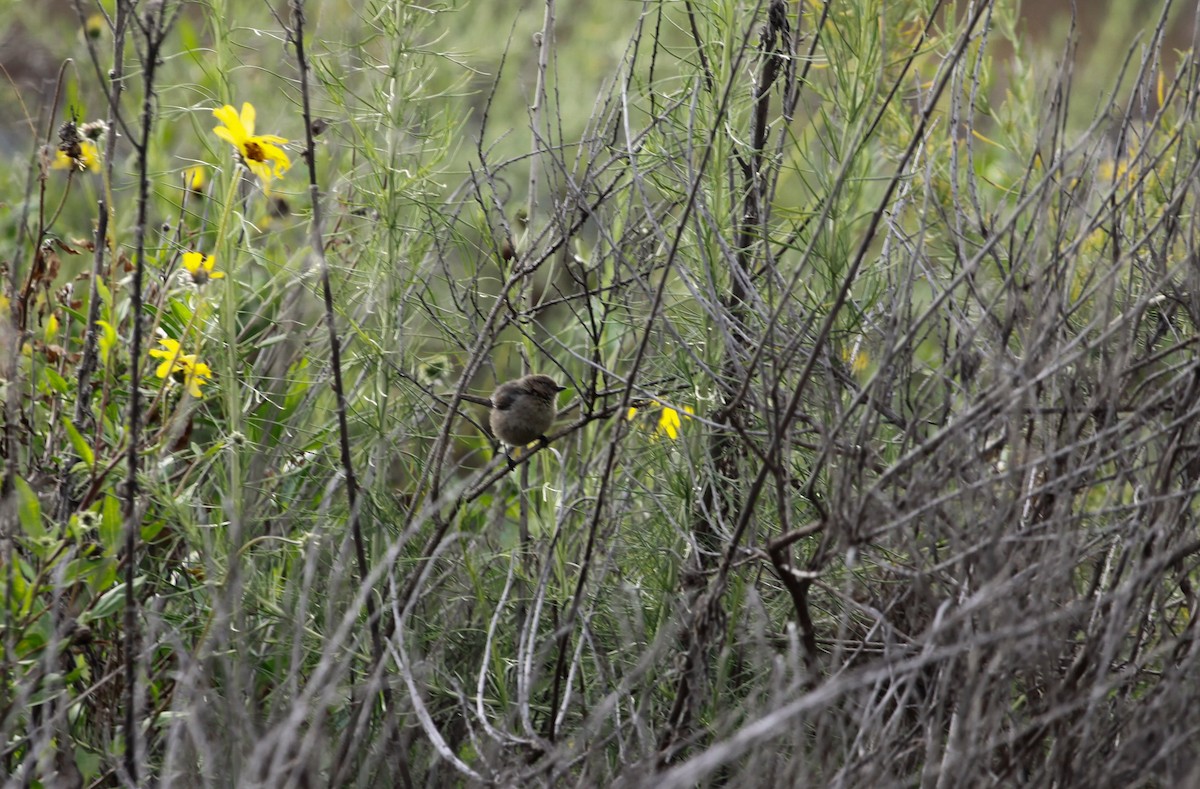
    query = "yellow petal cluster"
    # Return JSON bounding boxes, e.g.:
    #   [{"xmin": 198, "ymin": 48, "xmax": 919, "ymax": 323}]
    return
[
  {"xmin": 181, "ymin": 251, "xmax": 223, "ymax": 285},
  {"xmin": 626, "ymin": 400, "xmax": 694, "ymax": 441},
  {"xmin": 212, "ymin": 103, "xmax": 291, "ymax": 187},
  {"xmin": 52, "ymin": 140, "xmax": 100, "ymax": 172},
  {"xmin": 149, "ymin": 338, "xmax": 213, "ymax": 398}
]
